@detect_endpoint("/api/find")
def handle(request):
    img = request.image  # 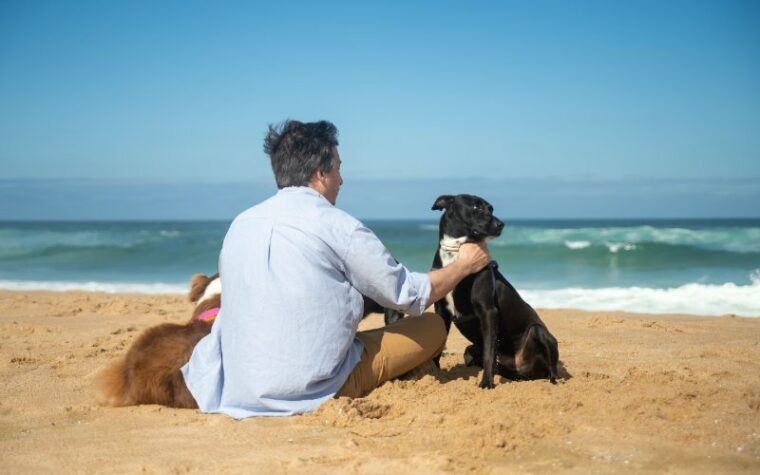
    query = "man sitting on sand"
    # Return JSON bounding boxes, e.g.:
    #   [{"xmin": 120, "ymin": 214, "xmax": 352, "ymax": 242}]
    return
[{"xmin": 181, "ymin": 120, "xmax": 490, "ymax": 418}]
